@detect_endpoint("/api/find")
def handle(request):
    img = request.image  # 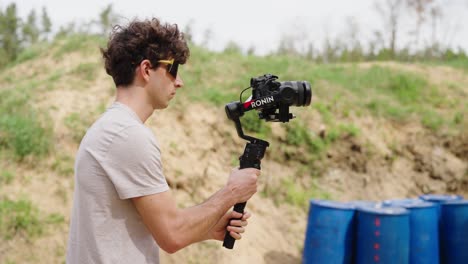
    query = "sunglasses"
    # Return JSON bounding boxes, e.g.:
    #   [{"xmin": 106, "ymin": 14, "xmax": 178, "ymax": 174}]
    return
[{"xmin": 158, "ymin": 59, "xmax": 179, "ymax": 78}]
